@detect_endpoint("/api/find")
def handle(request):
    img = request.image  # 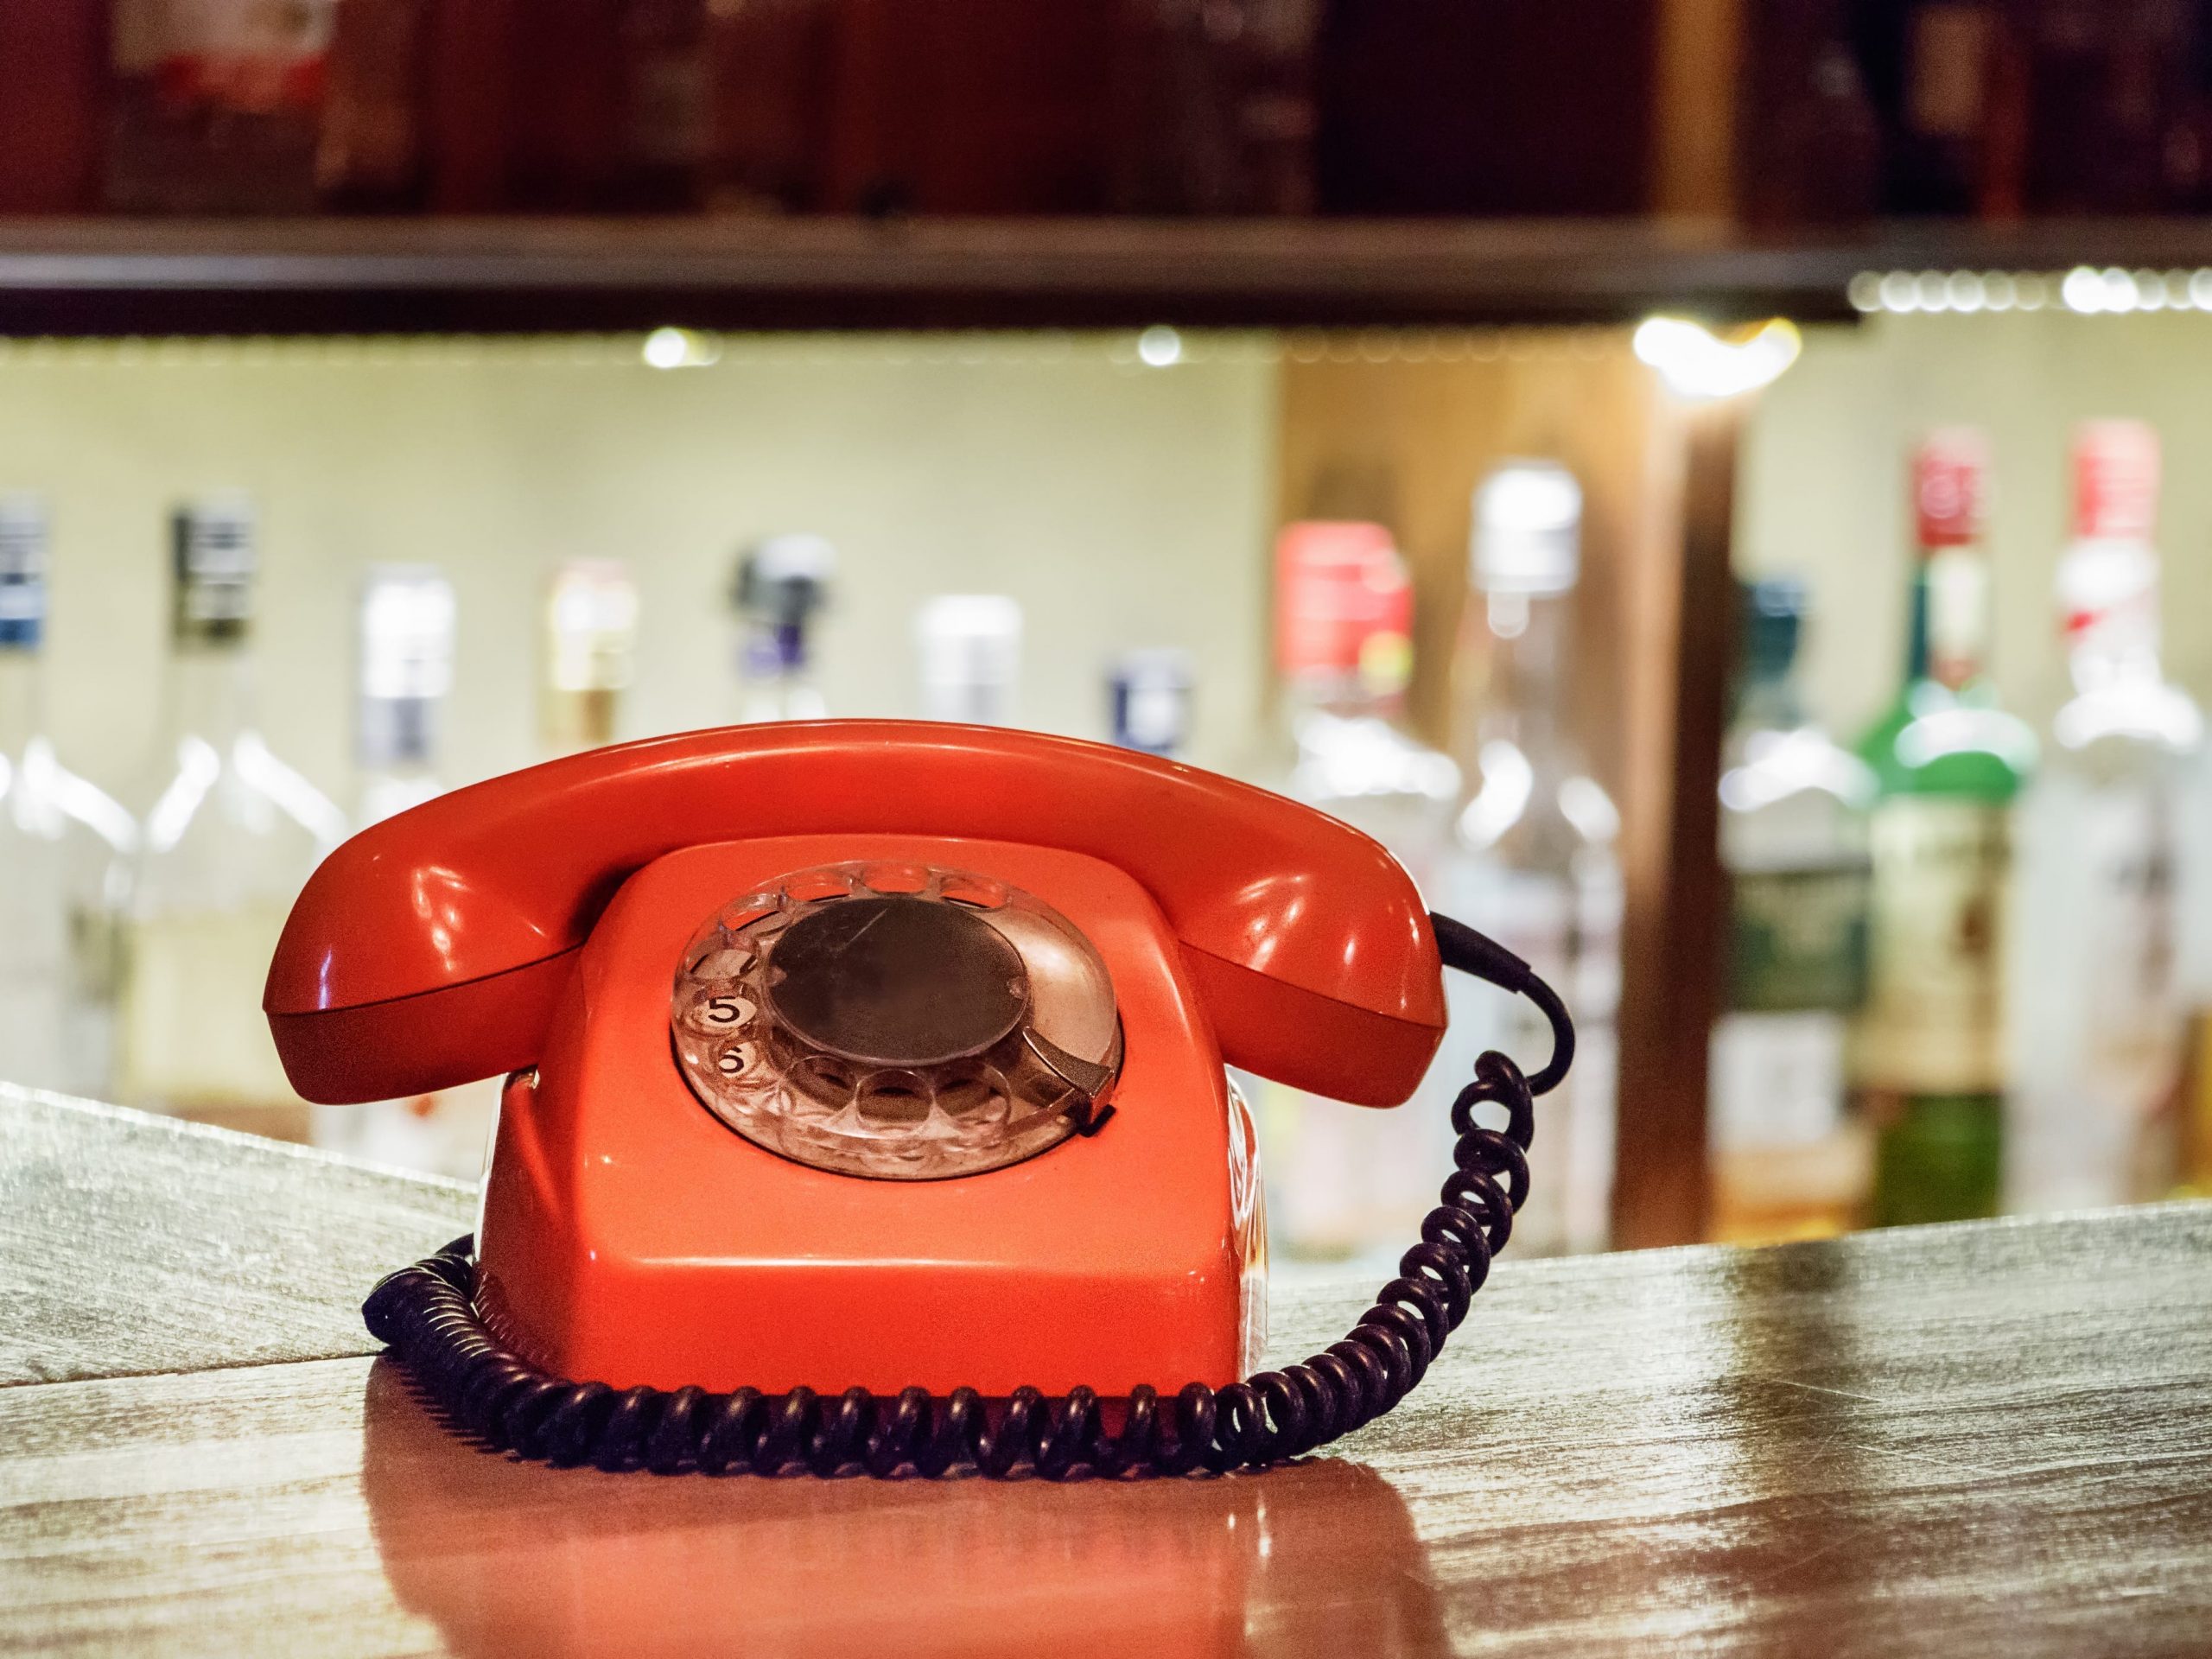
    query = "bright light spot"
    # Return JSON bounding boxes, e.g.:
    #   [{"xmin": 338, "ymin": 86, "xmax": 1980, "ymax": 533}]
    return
[
  {"xmin": 2137, "ymin": 270, "xmax": 2168, "ymax": 310},
  {"xmin": 1946, "ymin": 271, "xmax": 1985, "ymax": 312},
  {"xmin": 1915, "ymin": 270, "xmax": 1948, "ymax": 310},
  {"xmin": 1137, "ymin": 325, "xmax": 1184, "ymax": 367},
  {"xmin": 2016, "ymin": 274, "xmax": 2049, "ymax": 311},
  {"xmin": 1984, "ymin": 272, "xmax": 2017, "ymax": 311},
  {"xmin": 1632, "ymin": 316, "xmax": 1801, "ymax": 400},
  {"xmin": 2194, "ymin": 270, "xmax": 2212, "ymax": 310},
  {"xmin": 1847, "ymin": 272, "xmax": 1883, "ymax": 312},
  {"xmin": 2166, "ymin": 270, "xmax": 2194, "ymax": 310},
  {"xmin": 2062, "ymin": 266, "xmax": 2105, "ymax": 313},
  {"xmin": 642, "ymin": 326, "xmax": 721, "ymax": 369},
  {"xmin": 1878, "ymin": 270, "xmax": 1918, "ymax": 312},
  {"xmin": 2102, "ymin": 267, "xmax": 2139, "ymax": 311}
]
